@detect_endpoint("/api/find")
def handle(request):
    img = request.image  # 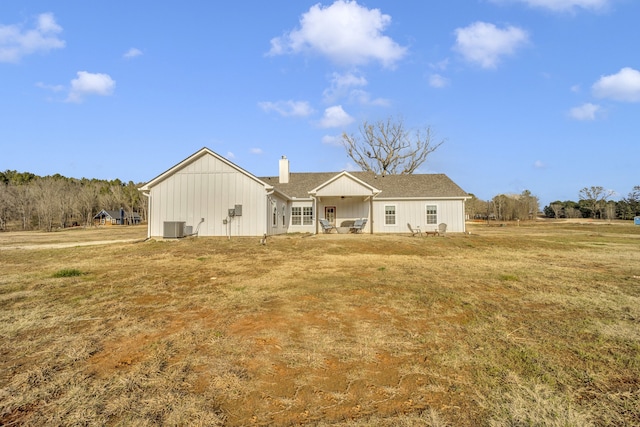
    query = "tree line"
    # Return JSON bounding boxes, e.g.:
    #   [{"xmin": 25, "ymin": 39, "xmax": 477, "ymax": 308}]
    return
[
  {"xmin": 464, "ymin": 185, "xmax": 640, "ymax": 222},
  {"xmin": 543, "ymin": 186, "xmax": 640, "ymax": 220},
  {"xmin": 465, "ymin": 190, "xmax": 540, "ymax": 222},
  {"xmin": 0, "ymin": 170, "xmax": 146, "ymax": 232}
]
